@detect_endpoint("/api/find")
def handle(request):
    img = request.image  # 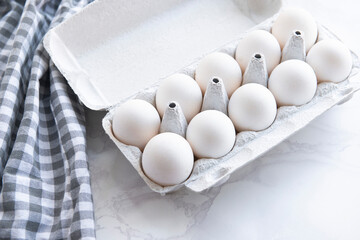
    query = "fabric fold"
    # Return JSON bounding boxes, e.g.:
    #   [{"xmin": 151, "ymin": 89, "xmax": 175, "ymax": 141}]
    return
[{"xmin": 0, "ymin": 0, "xmax": 95, "ymax": 239}]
